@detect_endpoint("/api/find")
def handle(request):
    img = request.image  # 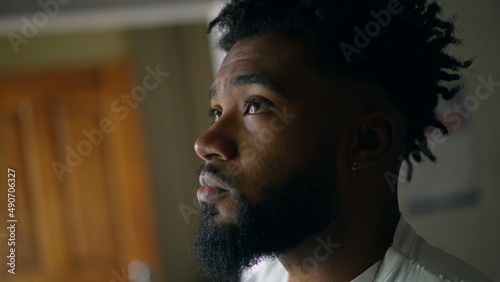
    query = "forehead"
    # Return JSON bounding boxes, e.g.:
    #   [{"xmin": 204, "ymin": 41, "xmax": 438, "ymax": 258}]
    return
[
  {"xmin": 222, "ymin": 33, "xmax": 310, "ymax": 65},
  {"xmin": 213, "ymin": 33, "xmax": 315, "ymax": 95}
]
